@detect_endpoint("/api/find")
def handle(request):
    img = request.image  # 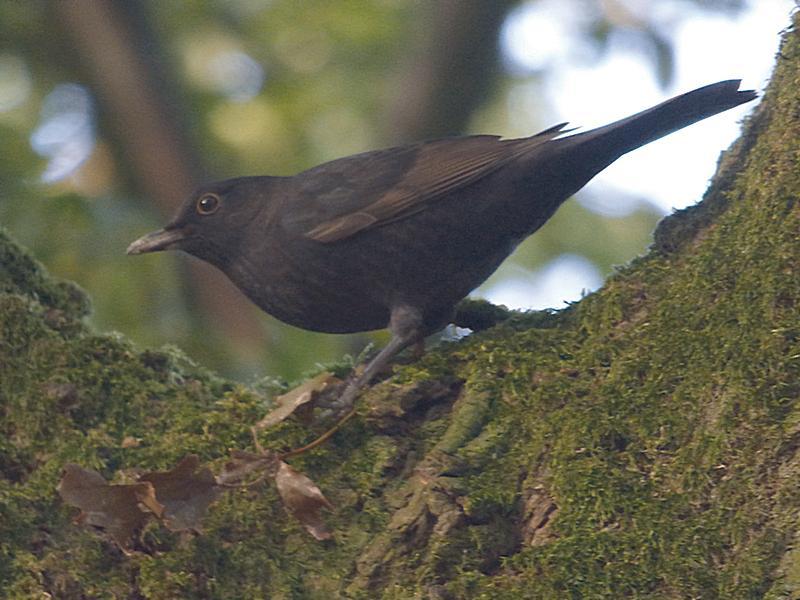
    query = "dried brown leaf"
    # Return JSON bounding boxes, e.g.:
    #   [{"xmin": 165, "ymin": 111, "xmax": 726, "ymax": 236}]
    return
[
  {"xmin": 216, "ymin": 450, "xmax": 280, "ymax": 485},
  {"xmin": 138, "ymin": 455, "xmax": 222, "ymax": 532},
  {"xmin": 274, "ymin": 461, "xmax": 333, "ymax": 540},
  {"xmin": 57, "ymin": 464, "xmax": 162, "ymax": 548},
  {"xmin": 255, "ymin": 371, "xmax": 340, "ymax": 430}
]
